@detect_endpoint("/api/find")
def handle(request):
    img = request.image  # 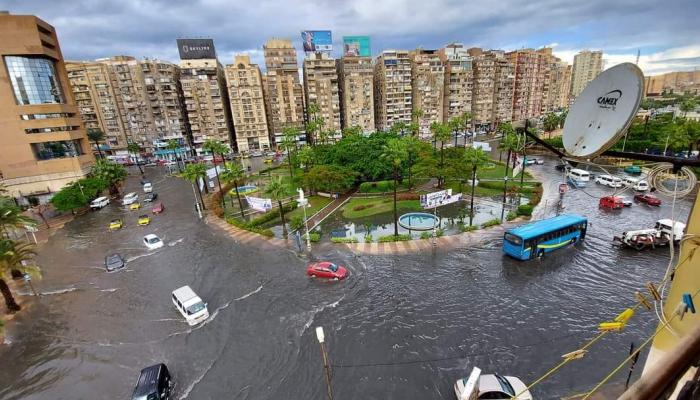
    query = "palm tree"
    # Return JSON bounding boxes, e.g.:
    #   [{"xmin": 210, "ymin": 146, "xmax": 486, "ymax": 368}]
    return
[
  {"xmin": 306, "ymin": 103, "xmax": 325, "ymax": 146},
  {"xmin": 463, "ymin": 147, "xmax": 490, "ymax": 226},
  {"xmin": 460, "ymin": 111, "xmax": 473, "ymax": 147},
  {"xmin": 126, "ymin": 142, "xmax": 144, "ymax": 174},
  {"xmin": 165, "ymin": 139, "xmax": 183, "ymax": 172},
  {"xmin": 543, "ymin": 113, "xmax": 560, "ymax": 138},
  {"xmin": 91, "ymin": 159, "xmax": 127, "ymax": 196},
  {"xmin": 431, "ymin": 122, "xmax": 452, "ymax": 188},
  {"xmin": 220, "ymin": 161, "xmax": 246, "ymax": 218},
  {"xmin": 296, "ymin": 145, "xmax": 314, "ymax": 173},
  {"xmin": 86, "ymin": 128, "xmax": 105, "ymax": 159},
  {"xmin": 281, "ymin": 126, "xmax": 299, "ymax": 179},
  {"xmin": 498, "ymin": 130, "xmax": 522, "ymax": 221},
  {"xmin": 202, "ymin": 139, "xmax": 230, "ymax": 206},
  {"xmin": 0, "ymin": 239, "xmax": 39, "ymax": 313},
  {"xmin": 264, "ymin": 177, "xmax": 292, "ymax": 237},
  {"xmin": 0, "ymin": 198, "xmax": 37, "ymax": 238},
  {"xmin": 403, "ymin": 135, "xmax": 421, "ymax": 189},
  {"xmin": 381, "ymin": 138, "xmax": 408, "ymax": 237},
  {"xmin": 412, "ymin": 109, "xmax": 424, "ymax": 138},
  {"xmin": 680, "ymin": 100, "xmax": 697, "ymax": 118},
  {"xmin": 181, "ymin": 163, "xmax": 208, "ymax": 211}
]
